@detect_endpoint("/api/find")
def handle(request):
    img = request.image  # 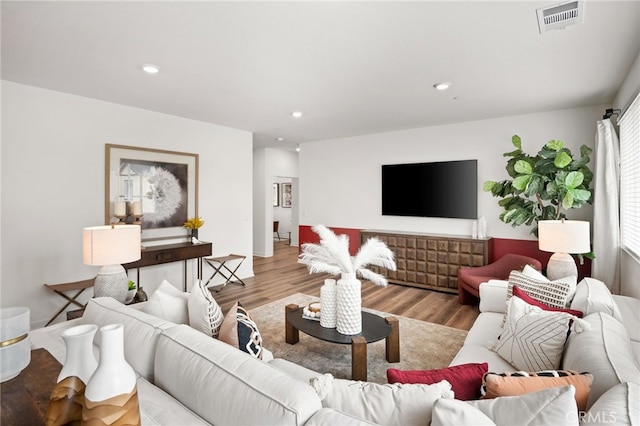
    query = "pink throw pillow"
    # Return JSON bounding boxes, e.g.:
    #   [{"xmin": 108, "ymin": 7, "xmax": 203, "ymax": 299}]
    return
[
  {"xmin": 513, "ymin": 286, "xmax": 584, "ymax": 318},
  {"xmin": 387, "ymin": 362, "xmax": 488, "ymax": 400}
]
